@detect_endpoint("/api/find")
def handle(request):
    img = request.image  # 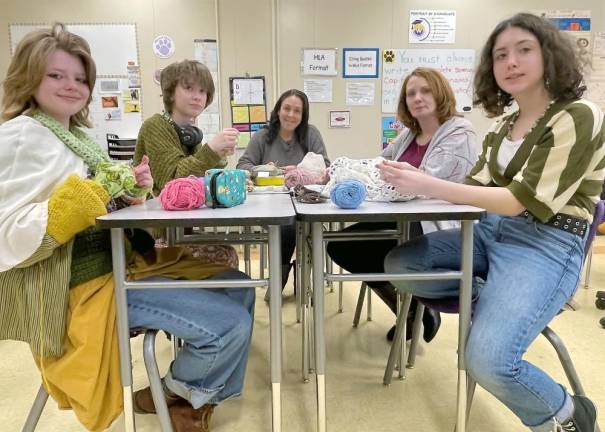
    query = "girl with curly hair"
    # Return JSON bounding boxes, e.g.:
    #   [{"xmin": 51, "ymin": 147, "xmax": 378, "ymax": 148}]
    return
[{"xmin": 380, "ymin": 13, "xmax": 604, "ymax": 432}]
